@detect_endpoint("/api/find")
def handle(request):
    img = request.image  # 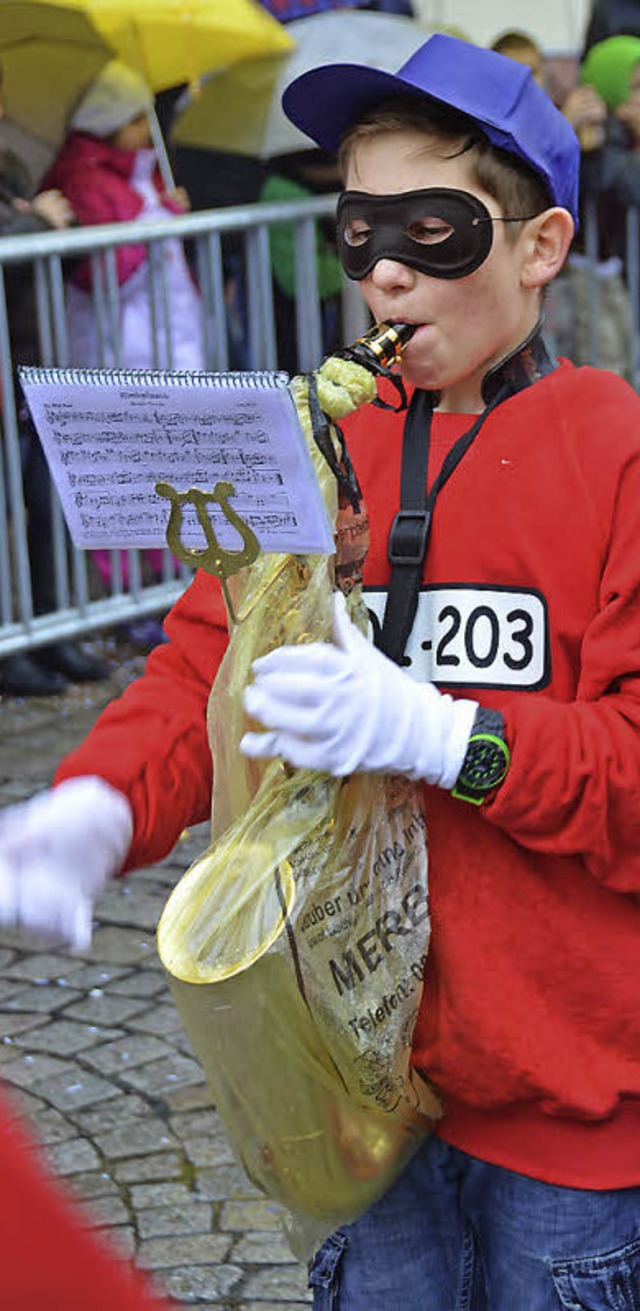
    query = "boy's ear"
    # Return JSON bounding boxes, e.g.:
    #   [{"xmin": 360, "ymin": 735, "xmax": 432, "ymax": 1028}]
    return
[{"xmin": 520, "ymin": 208, "xmax": 575, "ymax": 289}]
